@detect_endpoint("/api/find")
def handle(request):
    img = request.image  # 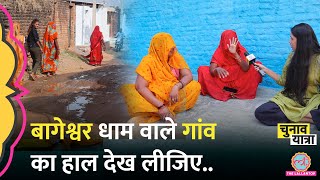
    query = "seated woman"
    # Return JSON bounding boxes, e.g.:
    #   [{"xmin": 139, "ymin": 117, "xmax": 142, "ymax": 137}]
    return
[
  {"xmin": 121, "ymin": 33, "xmax": 201, "ymax": 123},
  {"xmin": 255, "ymin": 23, "xmax": 320, "ymax": 130},
  {"xmin": 198, "ymin": 30, "xmax": 262, "ymax": 101}
]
